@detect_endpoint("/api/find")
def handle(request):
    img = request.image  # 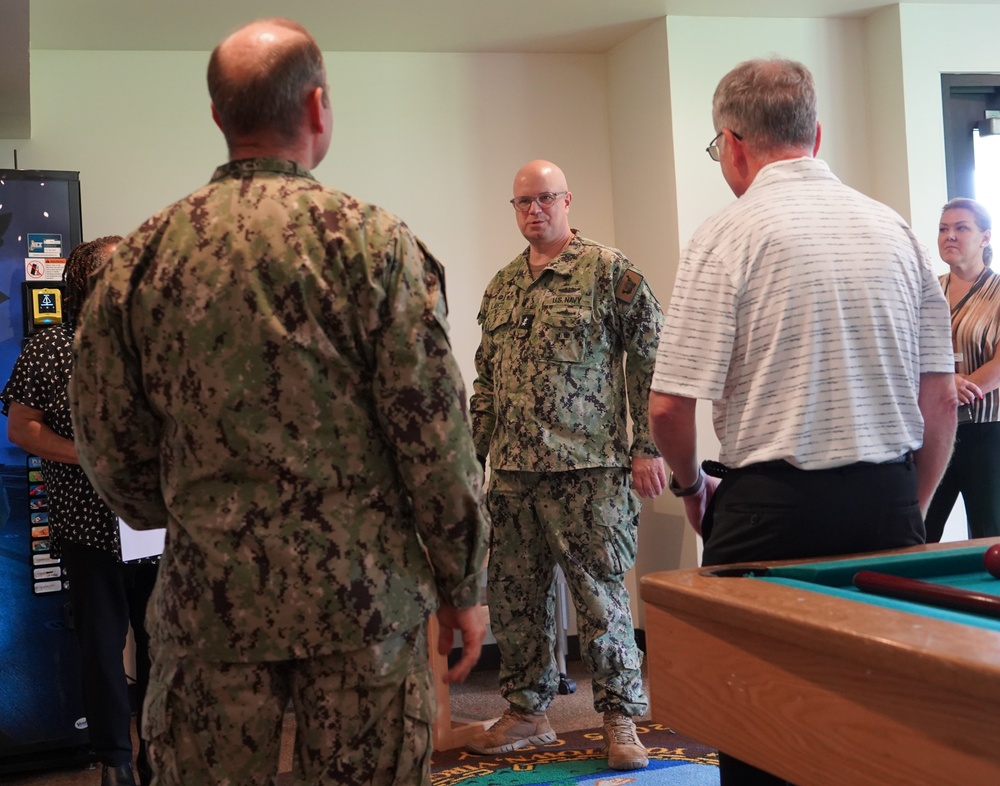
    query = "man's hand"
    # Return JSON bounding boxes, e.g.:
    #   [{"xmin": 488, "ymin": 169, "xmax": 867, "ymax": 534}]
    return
[
  {"xmin": 631, "ymin": 456, "xmax": 667, "ymax": 499},
  {"xmin": 682, "ymin": 475, "xmax": 720, "ymax": 534},
  {"xmin": 435, "ymin": 603, "xmax": 486, "ymax": 684}
]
